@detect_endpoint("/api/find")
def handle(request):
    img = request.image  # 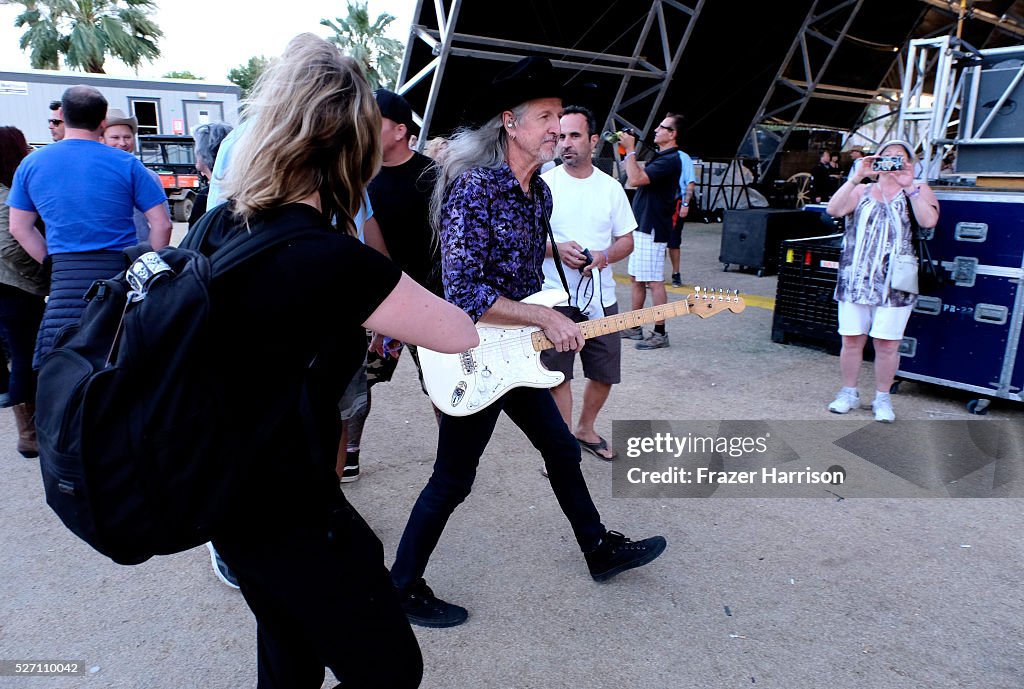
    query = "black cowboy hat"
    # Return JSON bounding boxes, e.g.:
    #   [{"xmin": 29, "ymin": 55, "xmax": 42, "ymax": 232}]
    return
[{"xmin": 465, "ymin": 56, "xmax": 565, "ymax": 125}]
